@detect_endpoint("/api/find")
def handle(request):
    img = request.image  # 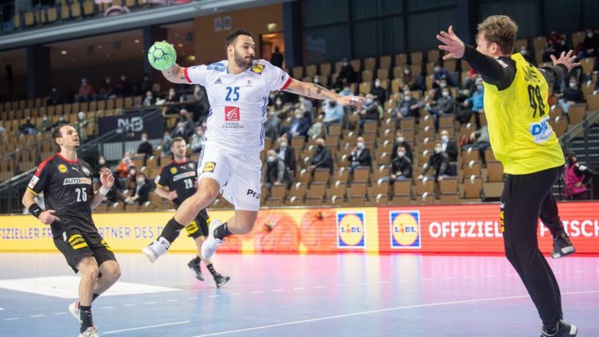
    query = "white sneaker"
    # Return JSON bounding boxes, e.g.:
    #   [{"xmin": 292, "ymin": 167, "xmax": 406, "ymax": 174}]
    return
[
  {"xmin": 142, "ymin": 237, "xmax": 171, "ymax": 262},
  {"xmin": 79, "ymin": 326, "xmax": 102, "ymax": 337},
  {"xmin": 68, "ymin": 301, "xmax": 81, "ymax": 323},
  {"xmin": 201, "ymin": 220, "xmax": 225, "ymax": 260}
]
